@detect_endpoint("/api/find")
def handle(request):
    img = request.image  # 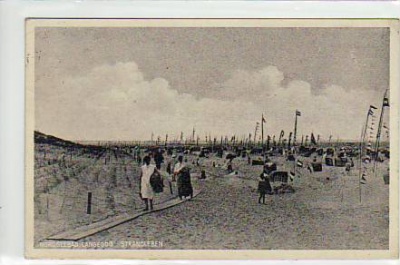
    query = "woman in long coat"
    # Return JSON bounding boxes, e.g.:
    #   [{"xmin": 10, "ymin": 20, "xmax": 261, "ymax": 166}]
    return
[
  {"xmin": 177, "ymin": 166, "xmax": 193, "ymax": 199},
  {"xmin": 174, "ymin": 155, "xmax": 193, "ymax": 199}
]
